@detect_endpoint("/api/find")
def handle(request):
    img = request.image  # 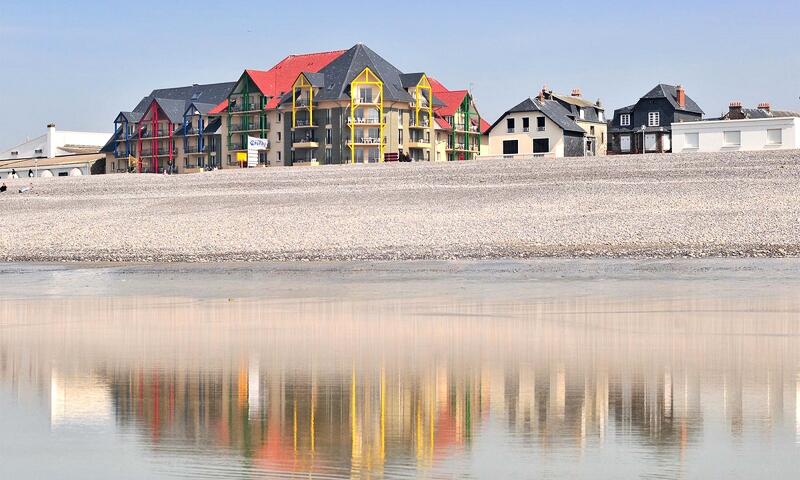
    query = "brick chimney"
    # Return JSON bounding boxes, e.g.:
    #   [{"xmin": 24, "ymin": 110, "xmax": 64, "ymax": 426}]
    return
[
  {"xmin": 676, "ymin": 85, "xmax": 686, "ymax": 108},
  {"xmin": 537, "ymin": 85, "xmax": 547, "ymax": 101},
  {"xmin": 758, "ymin": 102, "xmax": 771, "ymax": 112},
  {"xmin": 571, "ymin": 88, "xmax": 582, "ymax": 97},
  {"xmin": 727, "ymin": 101, "xmax": 744, "ymax": 119}
]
